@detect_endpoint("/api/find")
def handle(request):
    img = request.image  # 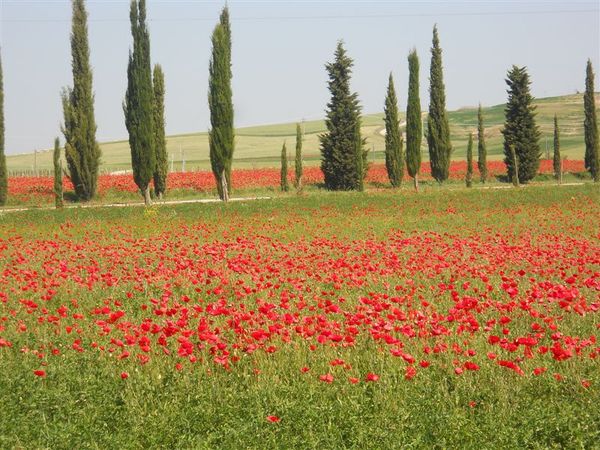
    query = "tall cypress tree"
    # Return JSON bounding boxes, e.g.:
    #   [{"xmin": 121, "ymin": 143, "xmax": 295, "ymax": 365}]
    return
[
  {"xmin": 502, "ymin": 65, "xmax": 541, "ymax": 184},
  {"xmin": 320, "ymin": 41, "xmax": 366, "ymax": 191},
  {"xmin": 0, "ymin": 49, "xmax": 6, "ymax": 206},
  {"xmin": 61, "ymin": 0, "xmax": 100, "ymax": 201},
  {"xmin": 553, "ymin": 115, "xmax": 561, "ymax": 182},
  {"xmin": 153, "ymin": 64, "xmax": 167, "ymax": 198},
  {"xmin": 280, "ymin": 142, "xmax": 289, "ymax": 192},
  {"xmin": 384, "ymin": 73, "xmax": 404, "ymax": 187},
  {"xmin": 295, "ymin": 123, "xmax": 303, "ymax": 192},
  {"xmin": 465, "ymin": 133, "xmax": 473, "ymax": 188},
  {"xmin": 53, "ymin": 138, "xmax": 64, "ymax": 209},
  {"xmin": 427, "ymin": 25, "xmax": 452, "ymax": 183},
  {"xmin": 406, "ymin": 49, "xmax": 422, "ymax": 192},
  {"xmin": 584, "ymin": 59, "xmax": 599, "ymax": 182},
  {"xmin": 124, "ymin": 0, "xmax": 155, "ymax": 206},
  {"xmin": 477, "ymin": 103, "xmax": 488, "ymax": 183},
  {"xmin": 208, "ymin": 7, "xmax": 234, "ymax": 201}
]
